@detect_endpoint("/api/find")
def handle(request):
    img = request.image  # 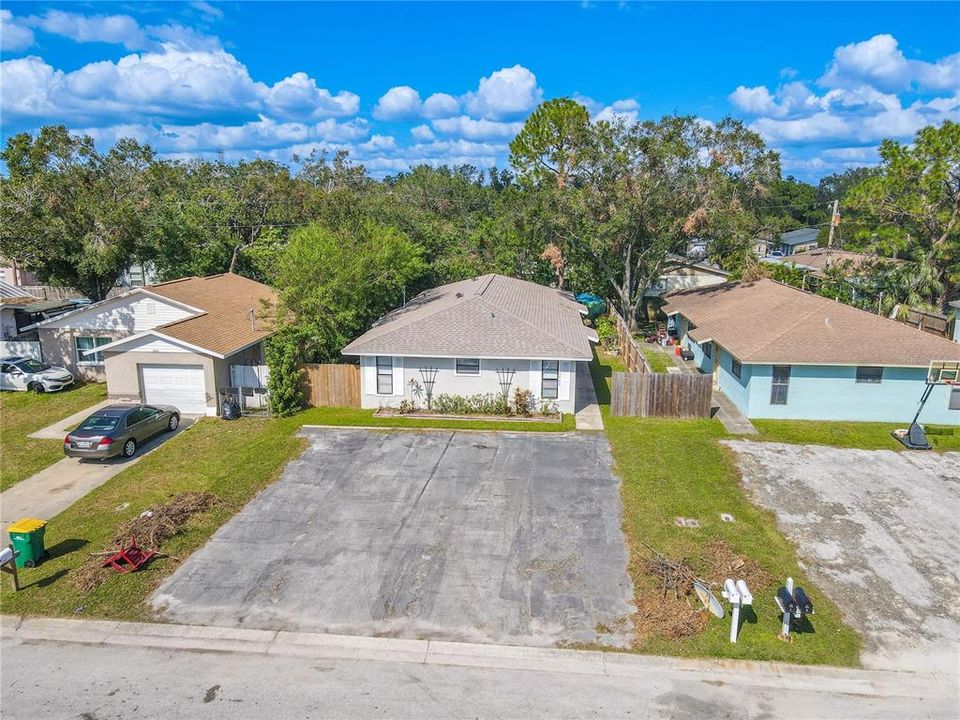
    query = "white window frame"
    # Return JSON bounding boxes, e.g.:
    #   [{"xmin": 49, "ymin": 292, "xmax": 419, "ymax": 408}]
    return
[
  {"xmin": 375, "ymin": 356, "xmax": 393, "ymax": 395},
  {"xmin": 455, "ymin": 358, "xmax": 481, "ymax": 376},
  {"xmin": 541, "ymin": 360, "xmax": 559, "ymax": 400},
  {"xmin": 75, "ymin": 336, "xmax": 110, "ymax": 366},
  {"xmin": 771, "ymin": 365, "xmax": 790, "ymax": 405}
]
